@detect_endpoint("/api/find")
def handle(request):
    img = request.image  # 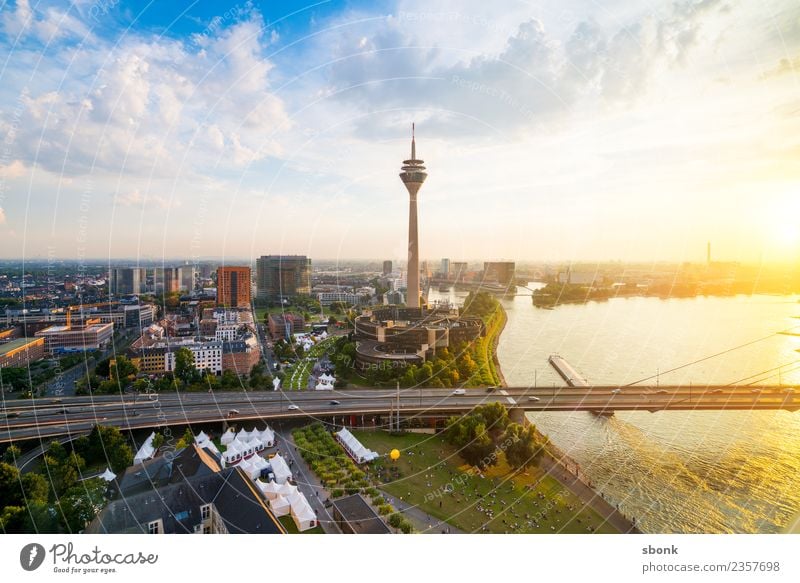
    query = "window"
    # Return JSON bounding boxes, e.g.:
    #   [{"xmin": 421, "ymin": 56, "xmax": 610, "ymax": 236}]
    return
[
  {"xmin": 147, "ymin": 520, "xmax": 160, "ymax": 534},
  {"xmin": 200, "ymin": 504, "xmax": 211, "ymax": 520}
]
